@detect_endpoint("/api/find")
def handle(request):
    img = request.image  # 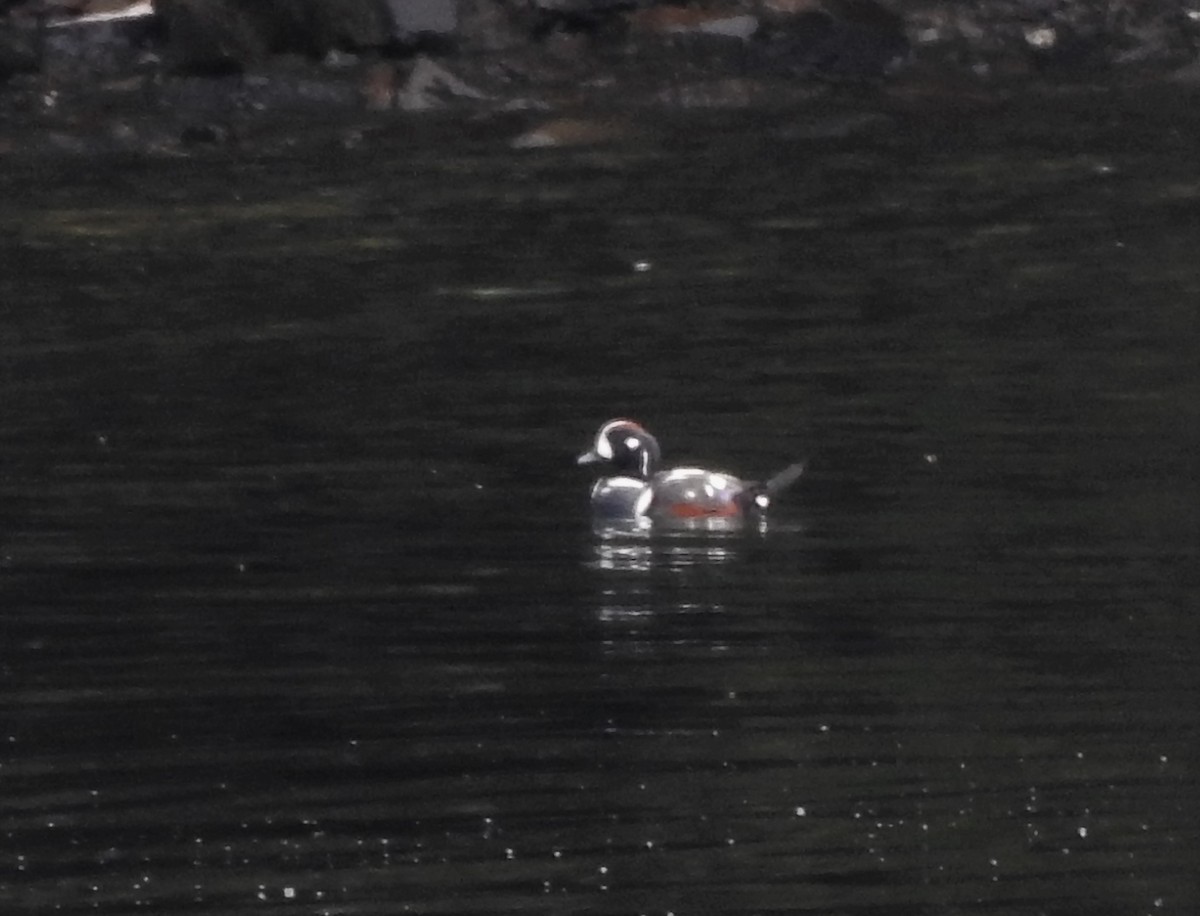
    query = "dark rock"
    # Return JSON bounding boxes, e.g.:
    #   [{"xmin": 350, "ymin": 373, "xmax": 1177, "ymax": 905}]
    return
[
  {"xmin": 154, "ymin": 67, "xmax": 360, "ymax": 115},
  {"xmin": 1023, "ymin": 3, "xmax": 1193, "ymax": 72},
  {"xmin": 41, "ymin": 13, "xmax": 161, "ymax": 79},
  {"xmin": 155, "ymin": 0, "xmax": 269, "ymax": 72},
  {"xmin": 360, "ymin": 58, "xmax": 395, "ymax": 108},
  {"xmin": 758, "ymin": 0, "xmax": 909, "ymax": 80},
  {"xmin": 154, "ymin": 0, "xmax": 394, "ymax": 71},
  {"xmin": 457, "ymin": 0, "xmax": 529, "ymax": 53},
  {"xmin": 383, "ymin": 0, "xmax": 456, "ymax": 42},
  {"xmin": 626, "ymin": 5, "xmax": 759, "ymax": 42},
  {"xmin": 906, "ymin": 1, "xmax": 1195, "ymax": 76},
  {"xmin": 0, "ymin": 14, "xmax": 40, "ymax": 79},
  {"xmin": 3, "ymin": 0, "xmax": 1199, "ymax": 166},
  {"xmin": 269, "ymin": 0, "xmax": 393, "ymax": 54}
]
